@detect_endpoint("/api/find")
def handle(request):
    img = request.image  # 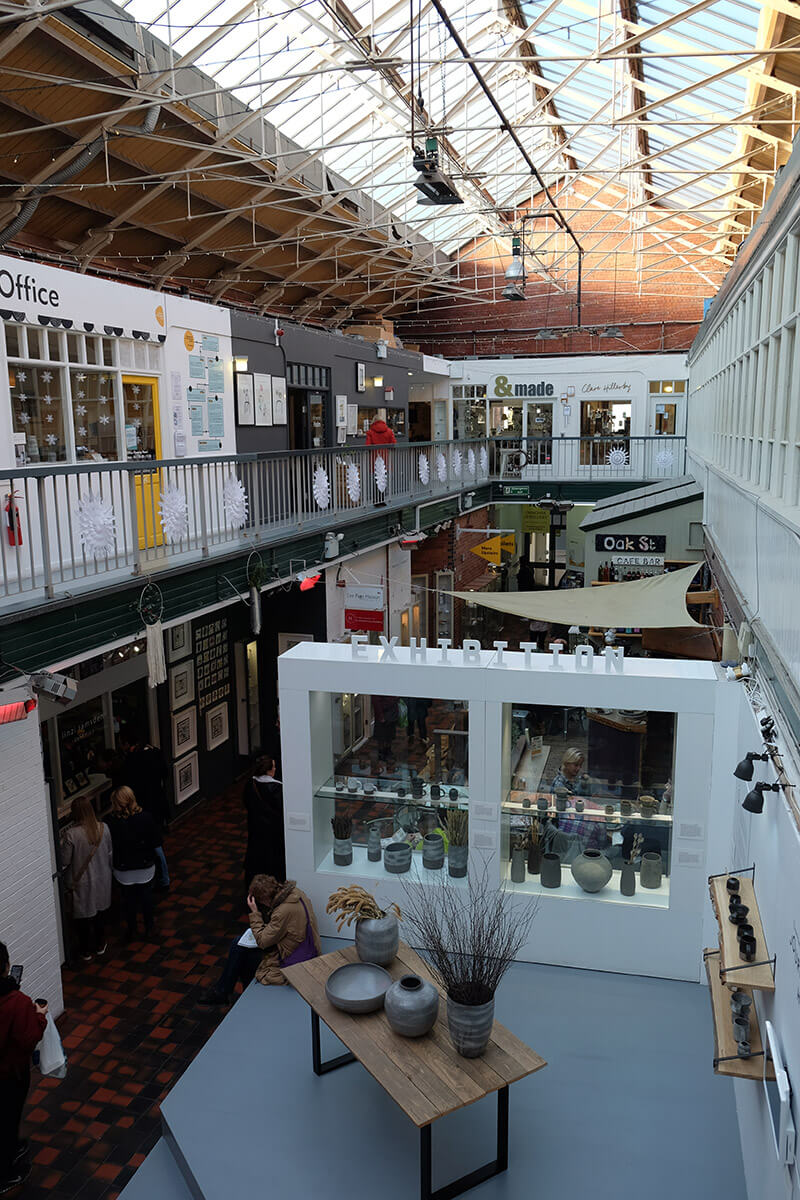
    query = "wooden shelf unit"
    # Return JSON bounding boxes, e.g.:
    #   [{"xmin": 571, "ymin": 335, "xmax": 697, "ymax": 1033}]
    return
[
  {"xmin": 704, "ymin": 951, "xmax": 775, "ymax": 1081},
  {"xmin": 708, "ymin": 874, "xmax": 775, "ymax": 992}
]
